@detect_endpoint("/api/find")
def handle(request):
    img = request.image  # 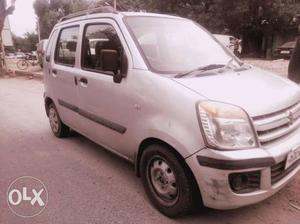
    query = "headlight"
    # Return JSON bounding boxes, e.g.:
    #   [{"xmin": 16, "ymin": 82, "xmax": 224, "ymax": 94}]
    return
[{"xmin": 197, "ymin": 101, "xmax": 258, "ymax": 150}]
